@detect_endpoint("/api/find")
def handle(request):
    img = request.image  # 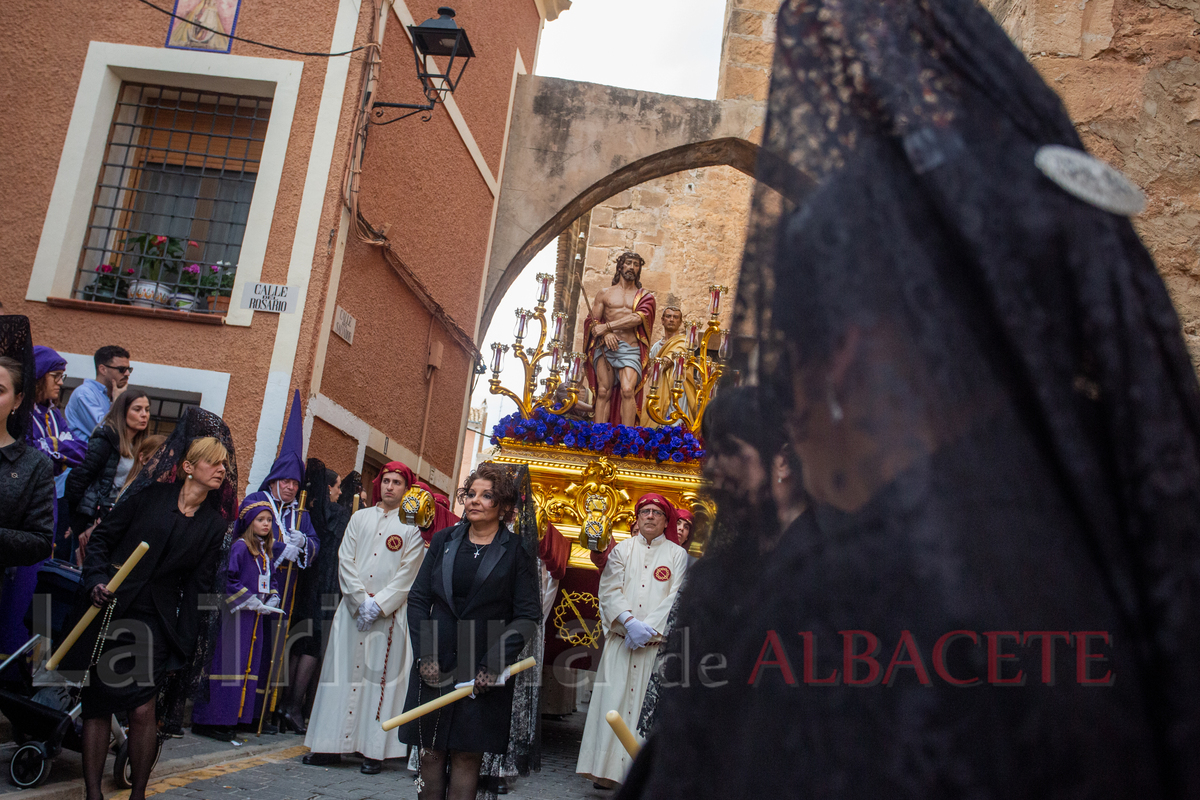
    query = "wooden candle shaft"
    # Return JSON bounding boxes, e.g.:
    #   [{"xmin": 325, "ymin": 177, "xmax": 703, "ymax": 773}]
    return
[
  {"xmin": 47, "ymin": 541, "xmax": 150, "ymax": 670},
  {"xmin": 606, "ymin": 710, "xmax": 641, "ymax": 758},
  {"xmin": 381, "ymin": 656, "xmax": 537, "ymax": 731}
]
